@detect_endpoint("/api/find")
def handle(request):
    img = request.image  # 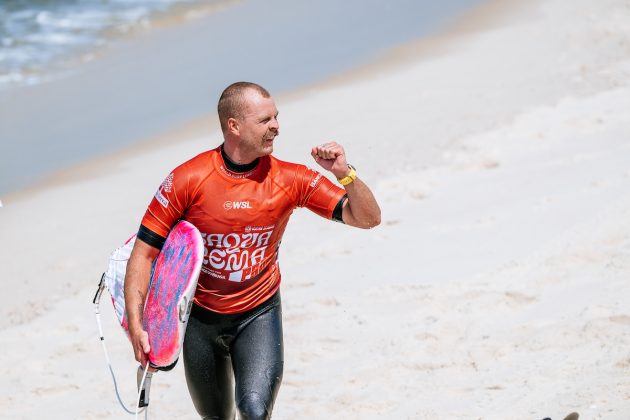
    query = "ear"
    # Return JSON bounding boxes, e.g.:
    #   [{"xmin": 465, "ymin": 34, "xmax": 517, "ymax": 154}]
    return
[{"xmin": 227, "ymin": 117, "xmax": 239, "ymax": 135}]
